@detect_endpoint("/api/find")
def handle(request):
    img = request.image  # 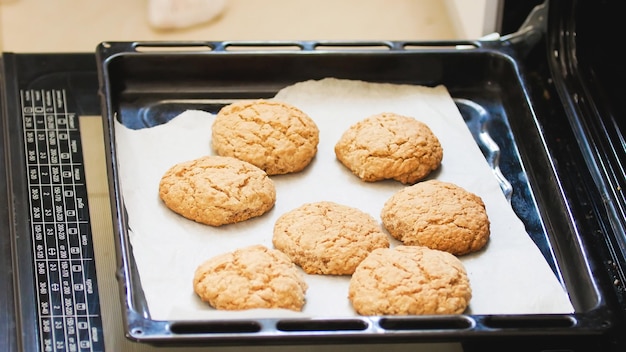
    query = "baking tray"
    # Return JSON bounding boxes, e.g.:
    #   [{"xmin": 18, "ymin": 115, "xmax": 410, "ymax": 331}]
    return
[{"xmin": 95, "ymin": 35, "xmax": 612, "ymax": 346}]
